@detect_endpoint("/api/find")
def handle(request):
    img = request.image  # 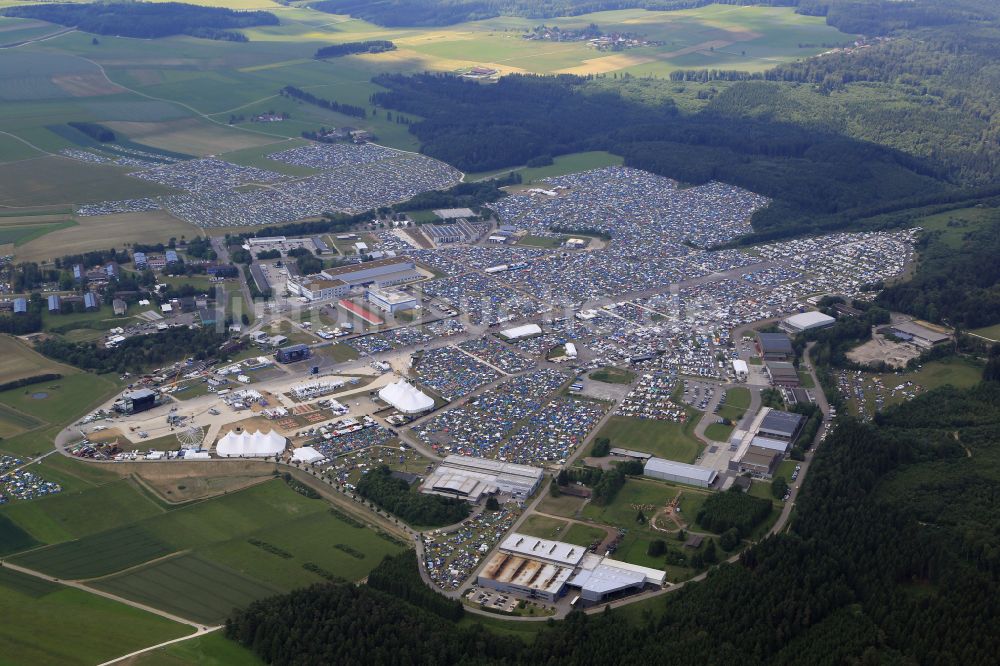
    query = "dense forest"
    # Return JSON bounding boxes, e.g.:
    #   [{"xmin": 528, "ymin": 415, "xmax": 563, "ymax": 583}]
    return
[
  {"xmin": 227, "ymin": 373, "xmax": 1000, "ymax": 663},
  {"xmin": 37, "ymin": 327, "xmax": 231, "ymax": 374},
  {"xmin": 877, "ymin": 213, "xmax": 1000, "ymax": 328},
  {"xmin": 3, "ymin": 3, "xmax": 278, "ymax": 40},
  {"xmin": 315, "ymin": 40, "xmax": 396, "ymax": 59},
  {"xmin": 356, "ymin": 465, "xmax": 470, "ymax": 527},
  {"xmin": 371, "ymin": 72, "xmax": 953, "ymax": 239}
]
